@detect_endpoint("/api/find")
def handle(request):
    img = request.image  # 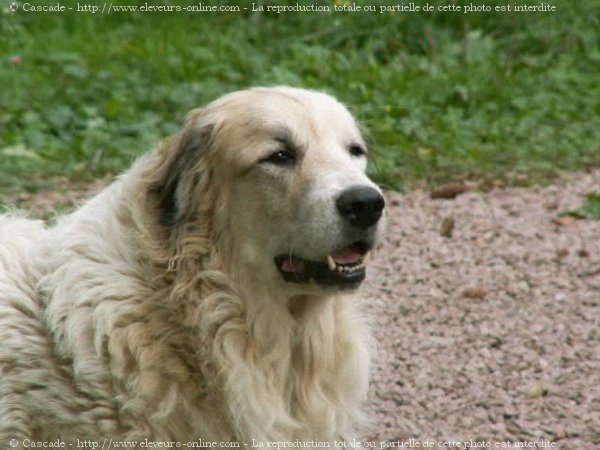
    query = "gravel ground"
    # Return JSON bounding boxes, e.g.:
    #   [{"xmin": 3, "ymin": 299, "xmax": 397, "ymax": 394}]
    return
[
  {"xmin": 5, "ymin": 170, "xmax": 599, "ymax": 448},
  {"xmin": 364, "ymin": 170, "xmax": 599, "ymax": 450}
]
